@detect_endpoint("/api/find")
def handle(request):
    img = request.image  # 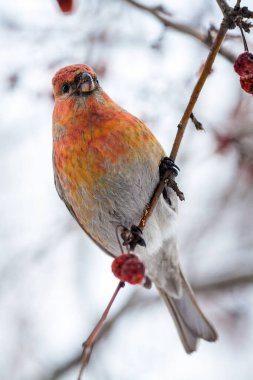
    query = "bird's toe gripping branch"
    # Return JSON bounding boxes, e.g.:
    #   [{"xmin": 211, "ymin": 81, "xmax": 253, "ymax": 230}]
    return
[
  {"xmin": 120, "ymin": 158, "xmax": 184, "ymax": 253},
  {"xmin": 159, "ymin": 156, "xmax": 180, "ymax": 178},
  {"xmin": 159, "ymin": 157, "xmax": 185, "ymax": 201},
  {"xmin": 120, "ymin": 225, "xmax": 146, "ymax": 250}
]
